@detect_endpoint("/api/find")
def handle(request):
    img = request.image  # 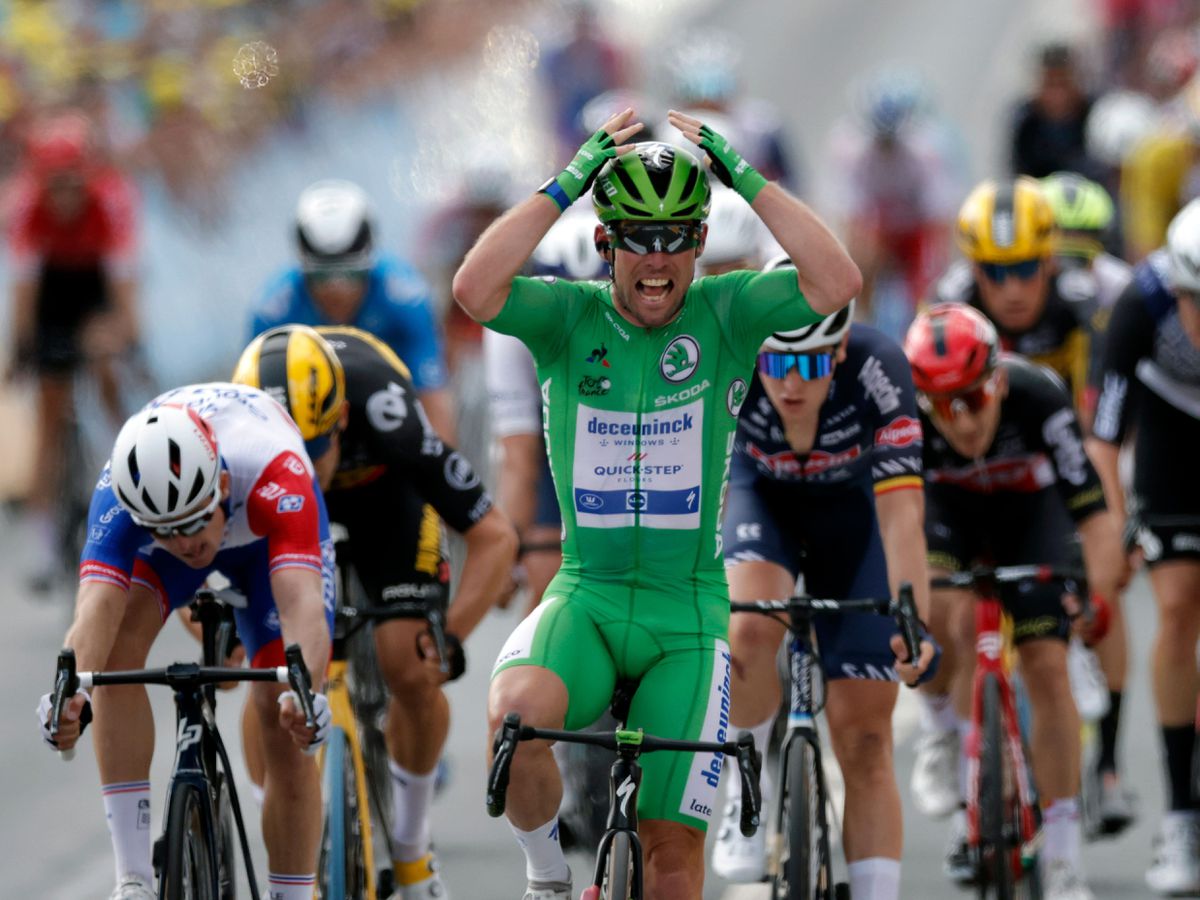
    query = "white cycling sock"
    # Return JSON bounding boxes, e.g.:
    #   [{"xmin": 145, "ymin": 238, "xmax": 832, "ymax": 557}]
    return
[
  {"xmin": 726, "ymin": 715, "xmax": 776, "ymax": 809},
  {"xmin": 1042, "ymin": 797, "xmax": 1082, "ymax": 869},
  {"xmin": 388, "ymin": 759, "xmax": 436, "ymax": 862},
  {"xmin": 510, "ymin": 816, "xmax": 570, "ymax": 883},
  {"xmin": 918, "ymin": 692, "xmax": 958, "ymax": 734},
  {"xmin": 267, "ymin": 872, "xmax": 315, "ymax": 900},
  {"xmin": 957, "ymin": 718, "xmax": 973, "ymax": 801},
  {"xmin": 847, "ymin": 857, "xmax": 901, "ymax": 900},
  {"xmin": 102, "ymin": 781, "xmax": 153, "ymax": 884}
]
